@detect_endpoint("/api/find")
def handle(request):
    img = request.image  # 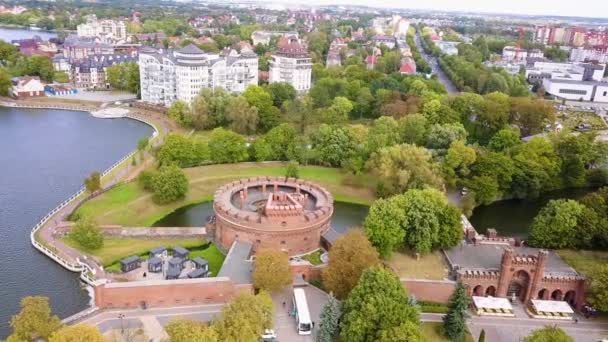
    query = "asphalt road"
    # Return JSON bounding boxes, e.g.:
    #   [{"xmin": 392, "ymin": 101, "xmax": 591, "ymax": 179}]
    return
[{"xmin": 414, "ymin": 33, "xmax": 459, "ymax": 94}]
